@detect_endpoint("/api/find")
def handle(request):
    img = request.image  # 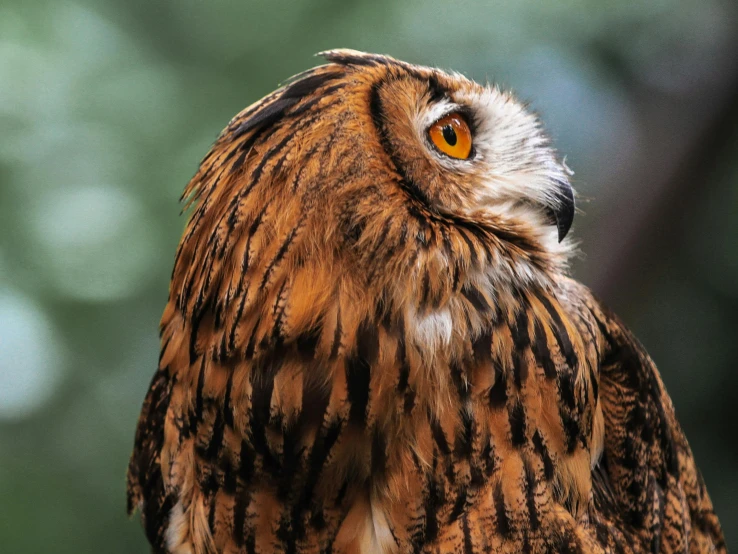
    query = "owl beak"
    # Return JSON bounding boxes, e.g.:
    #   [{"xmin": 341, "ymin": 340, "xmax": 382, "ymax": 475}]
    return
[{"xmin": 550, "ymin": 179, "xmax": 575, "ymax": 242}]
